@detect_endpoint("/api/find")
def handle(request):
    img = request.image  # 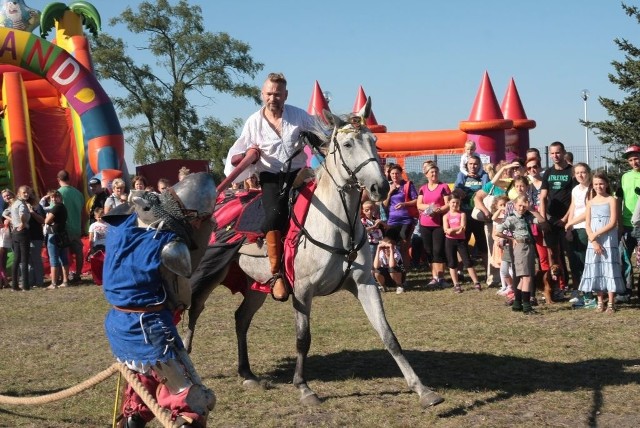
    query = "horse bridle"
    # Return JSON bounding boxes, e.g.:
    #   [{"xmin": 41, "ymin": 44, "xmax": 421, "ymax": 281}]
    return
[
  {"xmin": 293, "ymin": 121, "xmax": 379, "ymax": 294},
  {"xmin": 330, "ymin": 123, "xmax": 379, "ymax": 188}
]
